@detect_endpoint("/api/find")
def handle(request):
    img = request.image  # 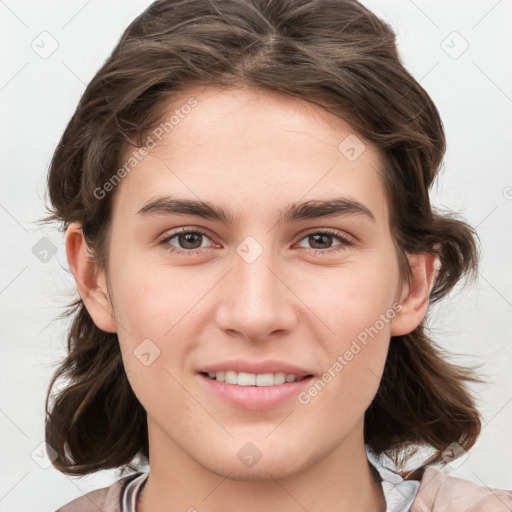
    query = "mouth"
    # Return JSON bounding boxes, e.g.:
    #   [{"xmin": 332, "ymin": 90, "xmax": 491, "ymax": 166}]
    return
[
  {"xmin": 197, "ymin": 369, "xmax": 315, "ymax": 410},
  {"xmin": 199, "ymin": 370, "xmax": 313, "ymax": 386}
]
